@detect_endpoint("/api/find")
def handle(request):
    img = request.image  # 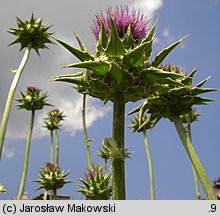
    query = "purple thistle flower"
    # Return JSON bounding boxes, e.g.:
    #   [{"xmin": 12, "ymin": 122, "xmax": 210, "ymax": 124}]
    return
[
  {"xmin": 85, "ymin": 169, "xmax": 97, "ymax": 180},
  {"xmin": 91, "ymin": 5, "xmax": 150, "ymax": 41}
]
